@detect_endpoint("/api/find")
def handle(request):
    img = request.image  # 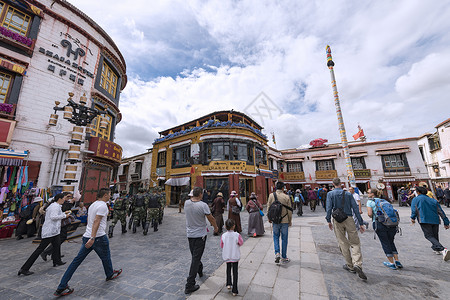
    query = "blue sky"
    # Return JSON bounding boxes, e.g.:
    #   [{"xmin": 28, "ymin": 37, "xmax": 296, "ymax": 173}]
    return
[{"xmin": 70, "ymin": 0, "xmax": 450, "ymax": 157}]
